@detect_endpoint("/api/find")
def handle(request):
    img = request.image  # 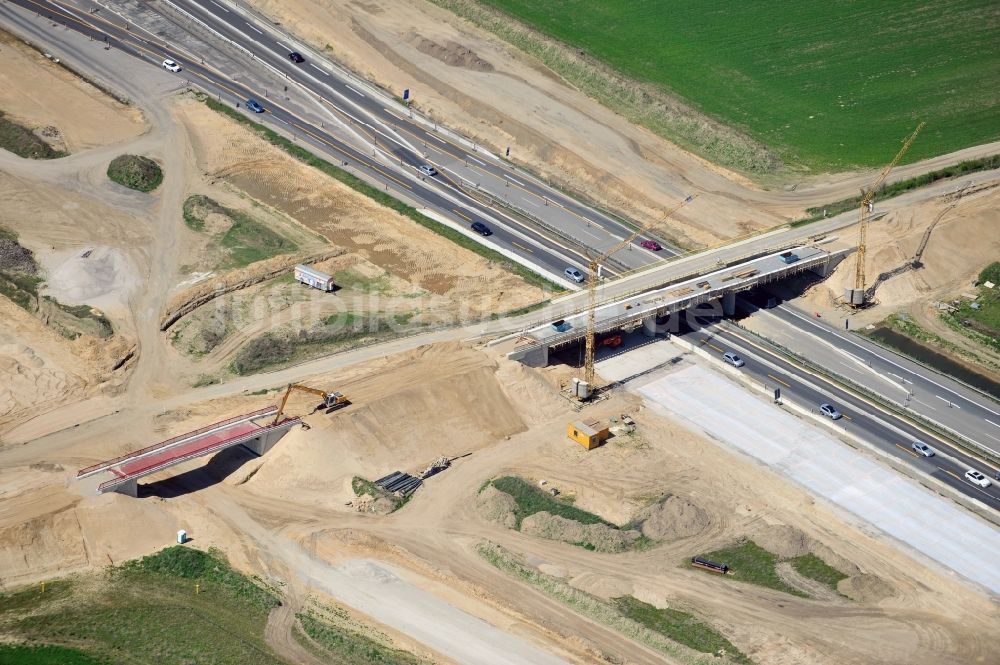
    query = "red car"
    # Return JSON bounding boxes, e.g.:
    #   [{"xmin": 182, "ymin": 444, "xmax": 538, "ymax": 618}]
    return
[{"xmin": 640, "ymin": 239, "xmax": 662, "ymax": 251}]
